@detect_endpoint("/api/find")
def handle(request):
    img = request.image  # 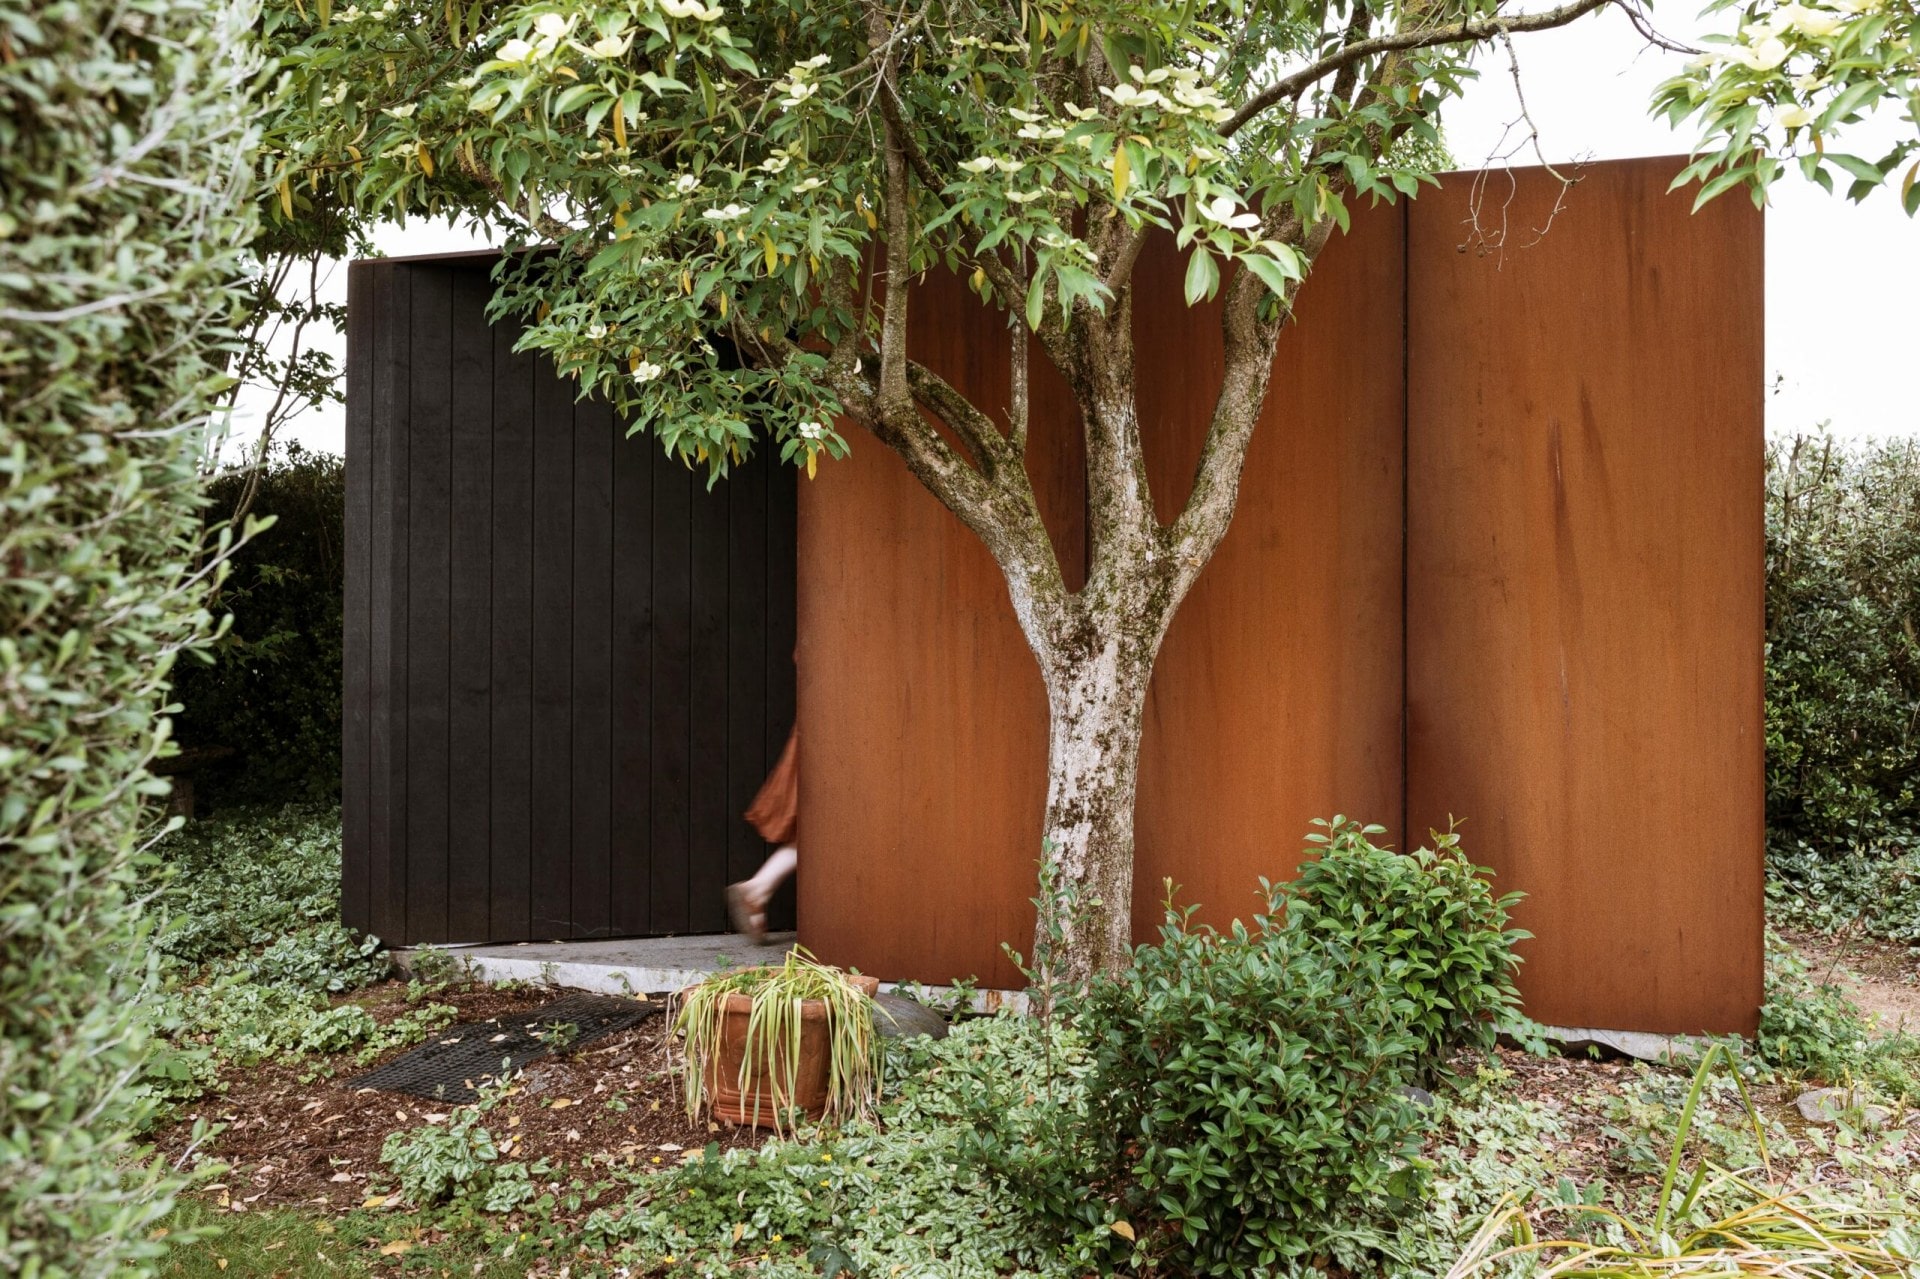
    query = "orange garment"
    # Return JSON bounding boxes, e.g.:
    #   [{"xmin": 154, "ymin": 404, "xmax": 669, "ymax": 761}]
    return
[{"xmin": 744, "ymin": 727, "xmax": 798, "ymax": 845}]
